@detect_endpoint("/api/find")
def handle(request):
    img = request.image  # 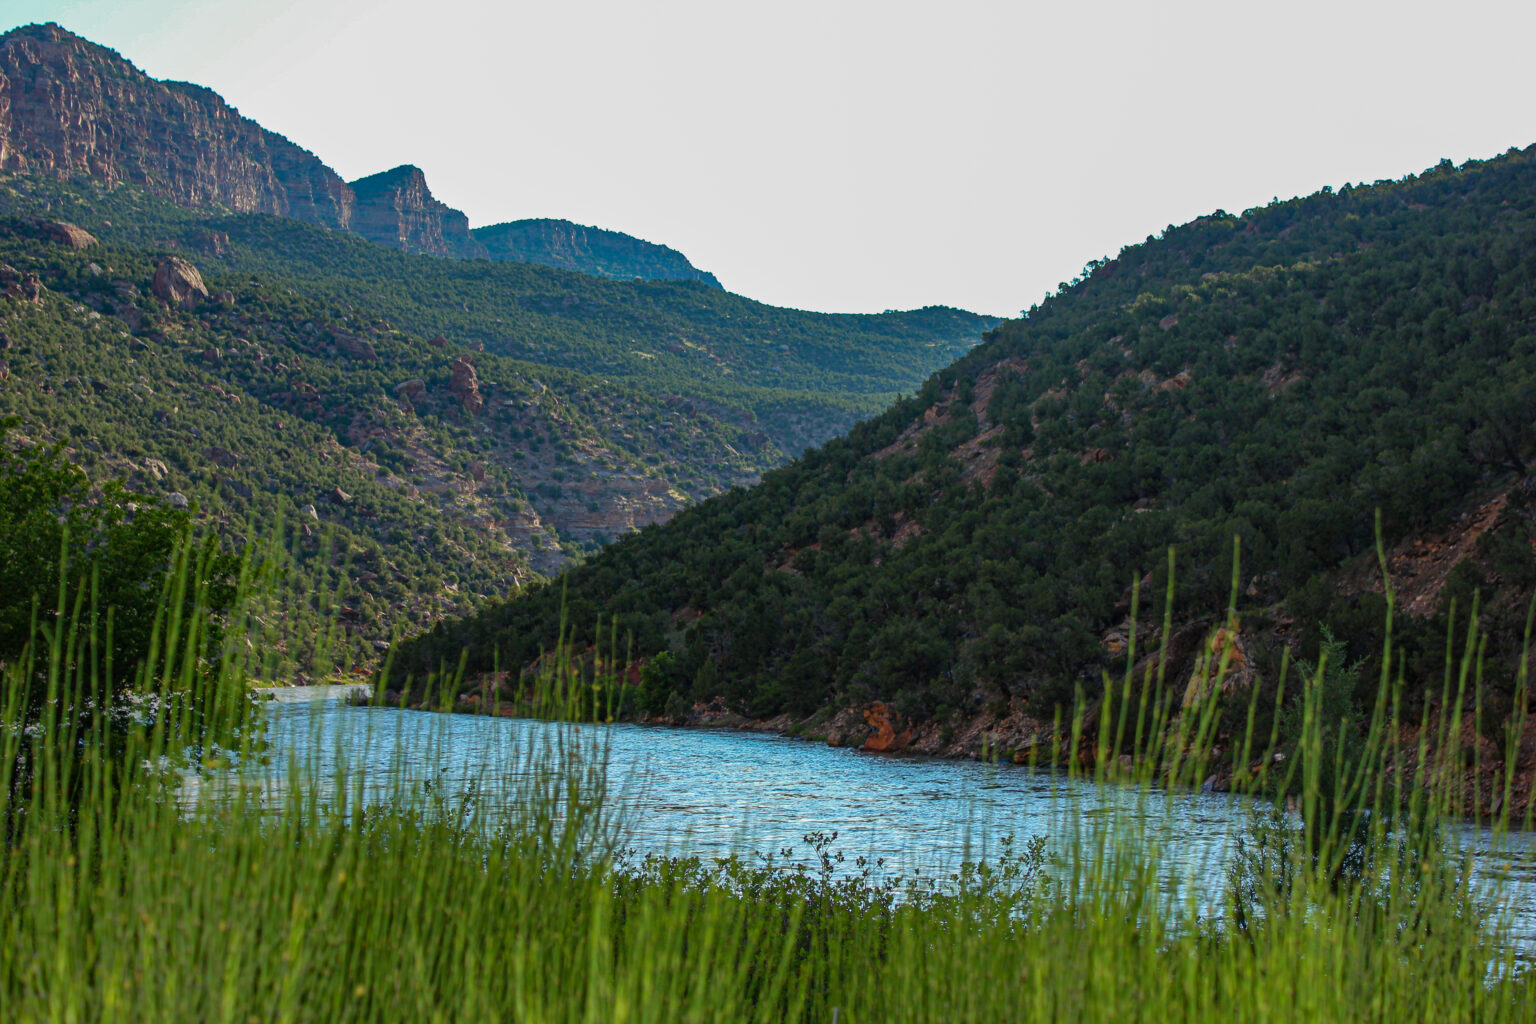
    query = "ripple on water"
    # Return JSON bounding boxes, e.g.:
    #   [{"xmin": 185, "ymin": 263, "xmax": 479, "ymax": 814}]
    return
[{"xmin": 253, "ymin": 701, "xmax": 1536, "ymax": 945}]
